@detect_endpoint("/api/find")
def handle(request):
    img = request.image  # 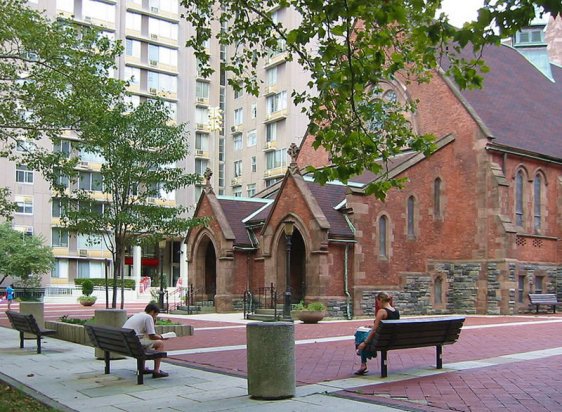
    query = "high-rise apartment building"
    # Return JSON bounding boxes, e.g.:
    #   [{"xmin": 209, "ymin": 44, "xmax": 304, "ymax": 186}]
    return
[{"xmin": 2, "ymin": 1, "xmax": 312, "ymax": 290}]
